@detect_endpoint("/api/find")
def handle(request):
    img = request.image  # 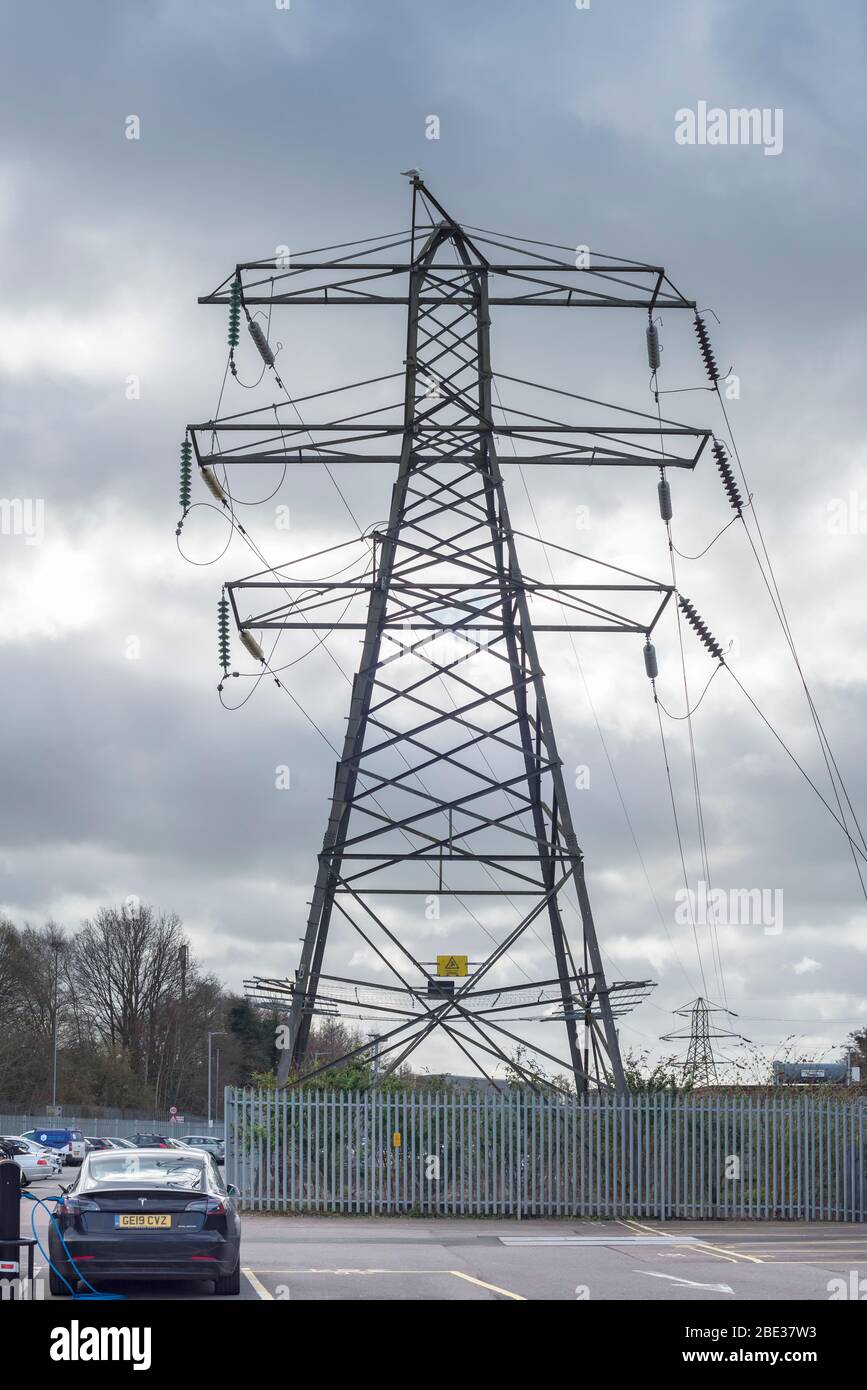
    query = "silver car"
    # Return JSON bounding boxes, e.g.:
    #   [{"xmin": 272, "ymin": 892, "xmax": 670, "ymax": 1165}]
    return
[
  {"xmin": 1, "ymin": 1135, "xmax": 63, "ymax": 1183},
  {"xmin": 179, "ymin": 1135, "xmax": 225, "ymax": 1164}
]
